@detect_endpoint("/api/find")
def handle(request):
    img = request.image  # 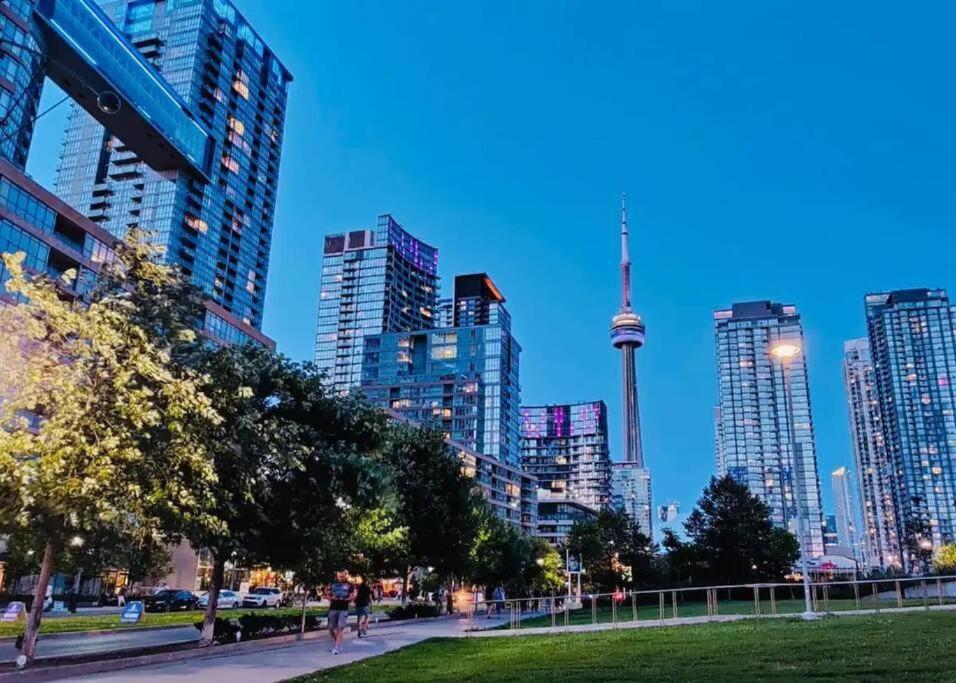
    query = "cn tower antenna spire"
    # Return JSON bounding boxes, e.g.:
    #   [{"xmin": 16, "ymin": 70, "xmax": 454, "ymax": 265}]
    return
[{"xmin": 620, "ymin": 192, "xmax": 631, "ymax": 310}]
